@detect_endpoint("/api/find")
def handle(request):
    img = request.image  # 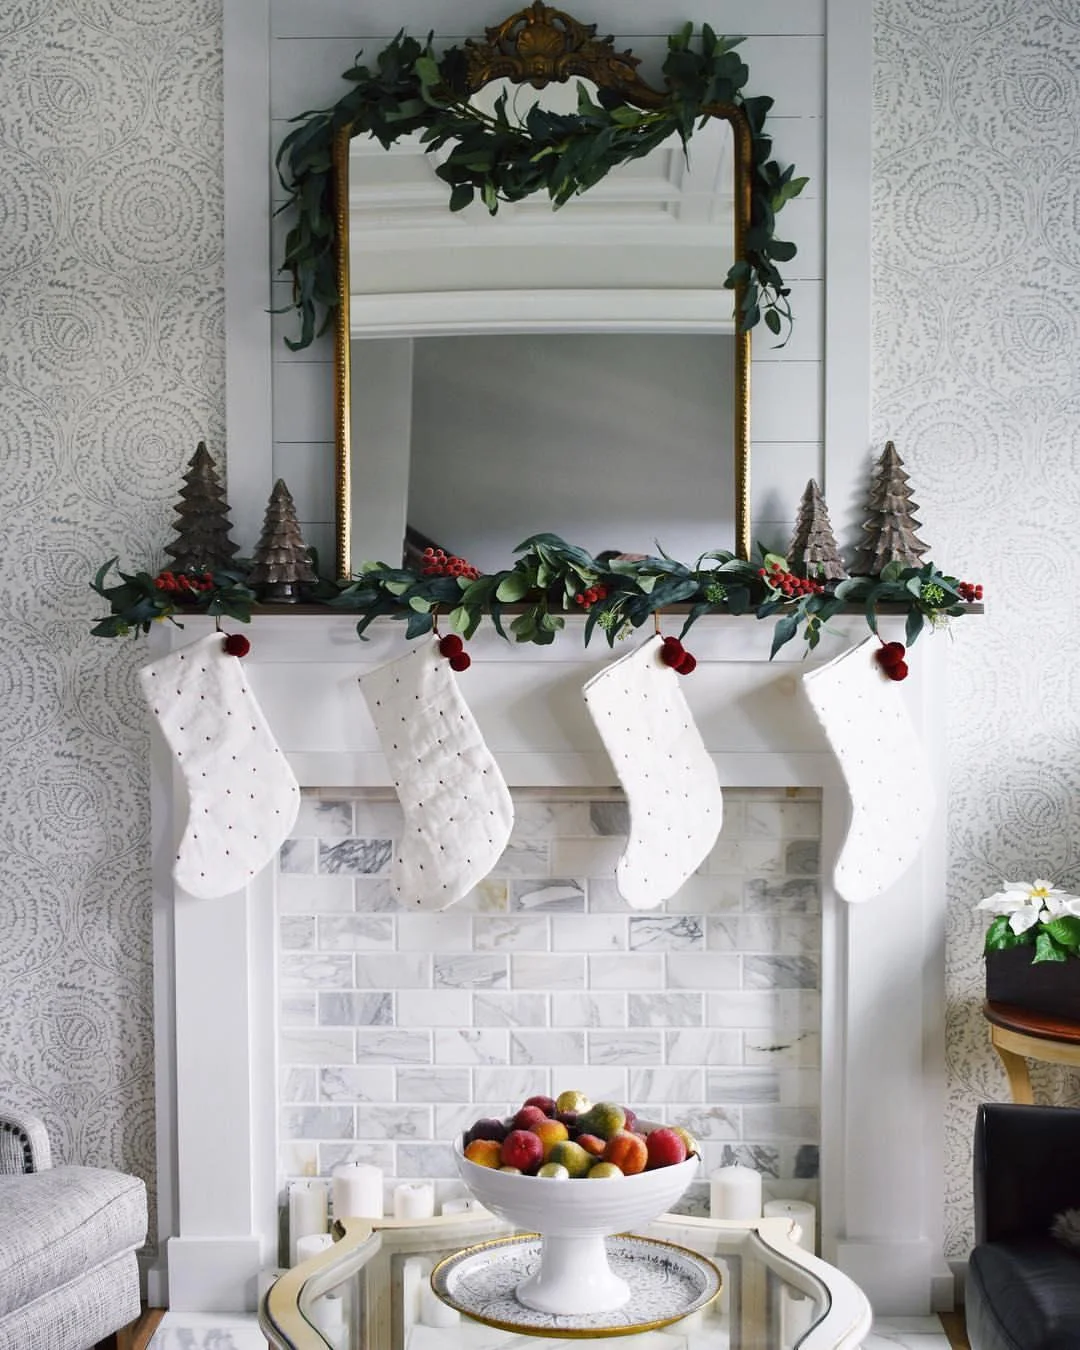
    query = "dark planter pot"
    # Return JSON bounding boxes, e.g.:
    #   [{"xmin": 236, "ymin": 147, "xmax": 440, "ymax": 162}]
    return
[{"xmin": 985, "ymin": 946, "xmax": 1080, "ymax": 1022}]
